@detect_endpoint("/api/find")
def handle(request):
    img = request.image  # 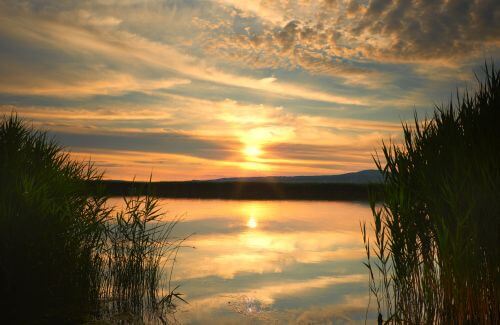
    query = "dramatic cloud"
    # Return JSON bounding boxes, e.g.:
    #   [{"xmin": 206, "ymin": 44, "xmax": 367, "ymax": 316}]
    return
[
  {"xmin": 0, "ymin": 0, "xmax": 498, "ymax": 179},
  {"xmin": 50, "ymin": 130, "xmax": 234, "ymax": 160},
  {"xmin": 207, "ymin": 0, "xmax": 500, "ymax": 64}
]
